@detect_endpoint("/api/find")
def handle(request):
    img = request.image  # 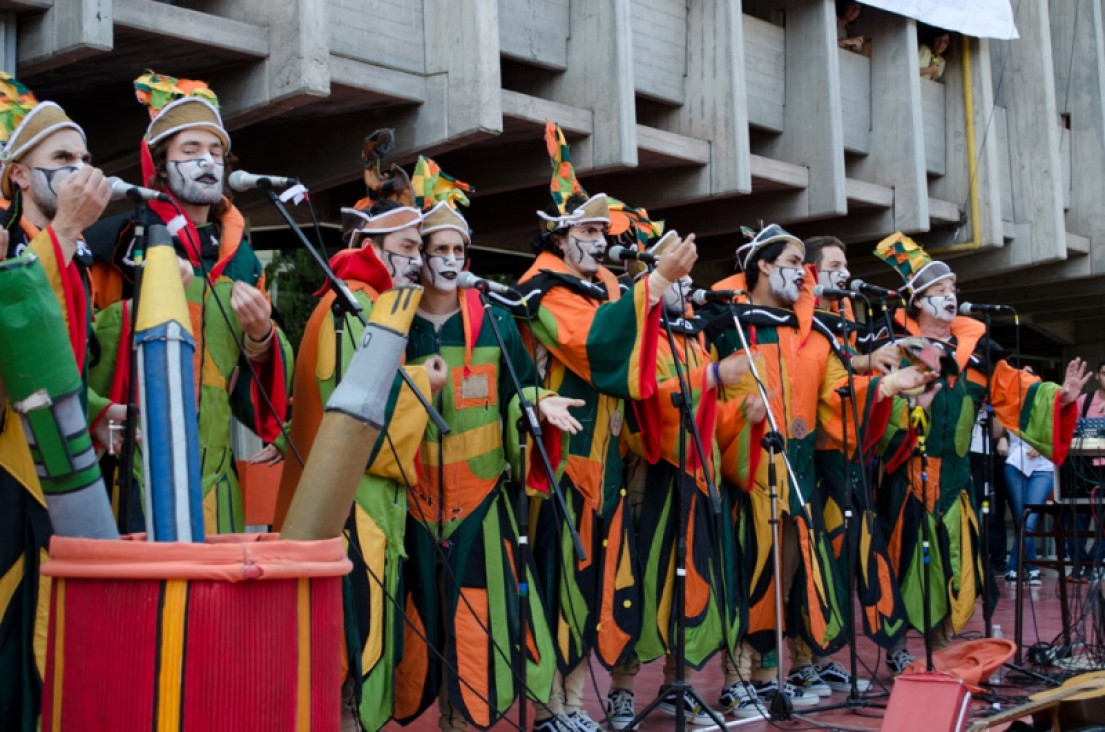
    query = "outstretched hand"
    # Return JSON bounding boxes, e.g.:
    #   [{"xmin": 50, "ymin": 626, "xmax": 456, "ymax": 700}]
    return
[
  {"xmin": 538, "ymin": 396, "xmax": 585, "ymax": 435},
  {"xmin": 654, "ymin": 233, "xmax": 698, "ymax": 283},
  {"xmin": 1060, "ymin": 358, "xmax": 1092, "ymax": 406}
]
